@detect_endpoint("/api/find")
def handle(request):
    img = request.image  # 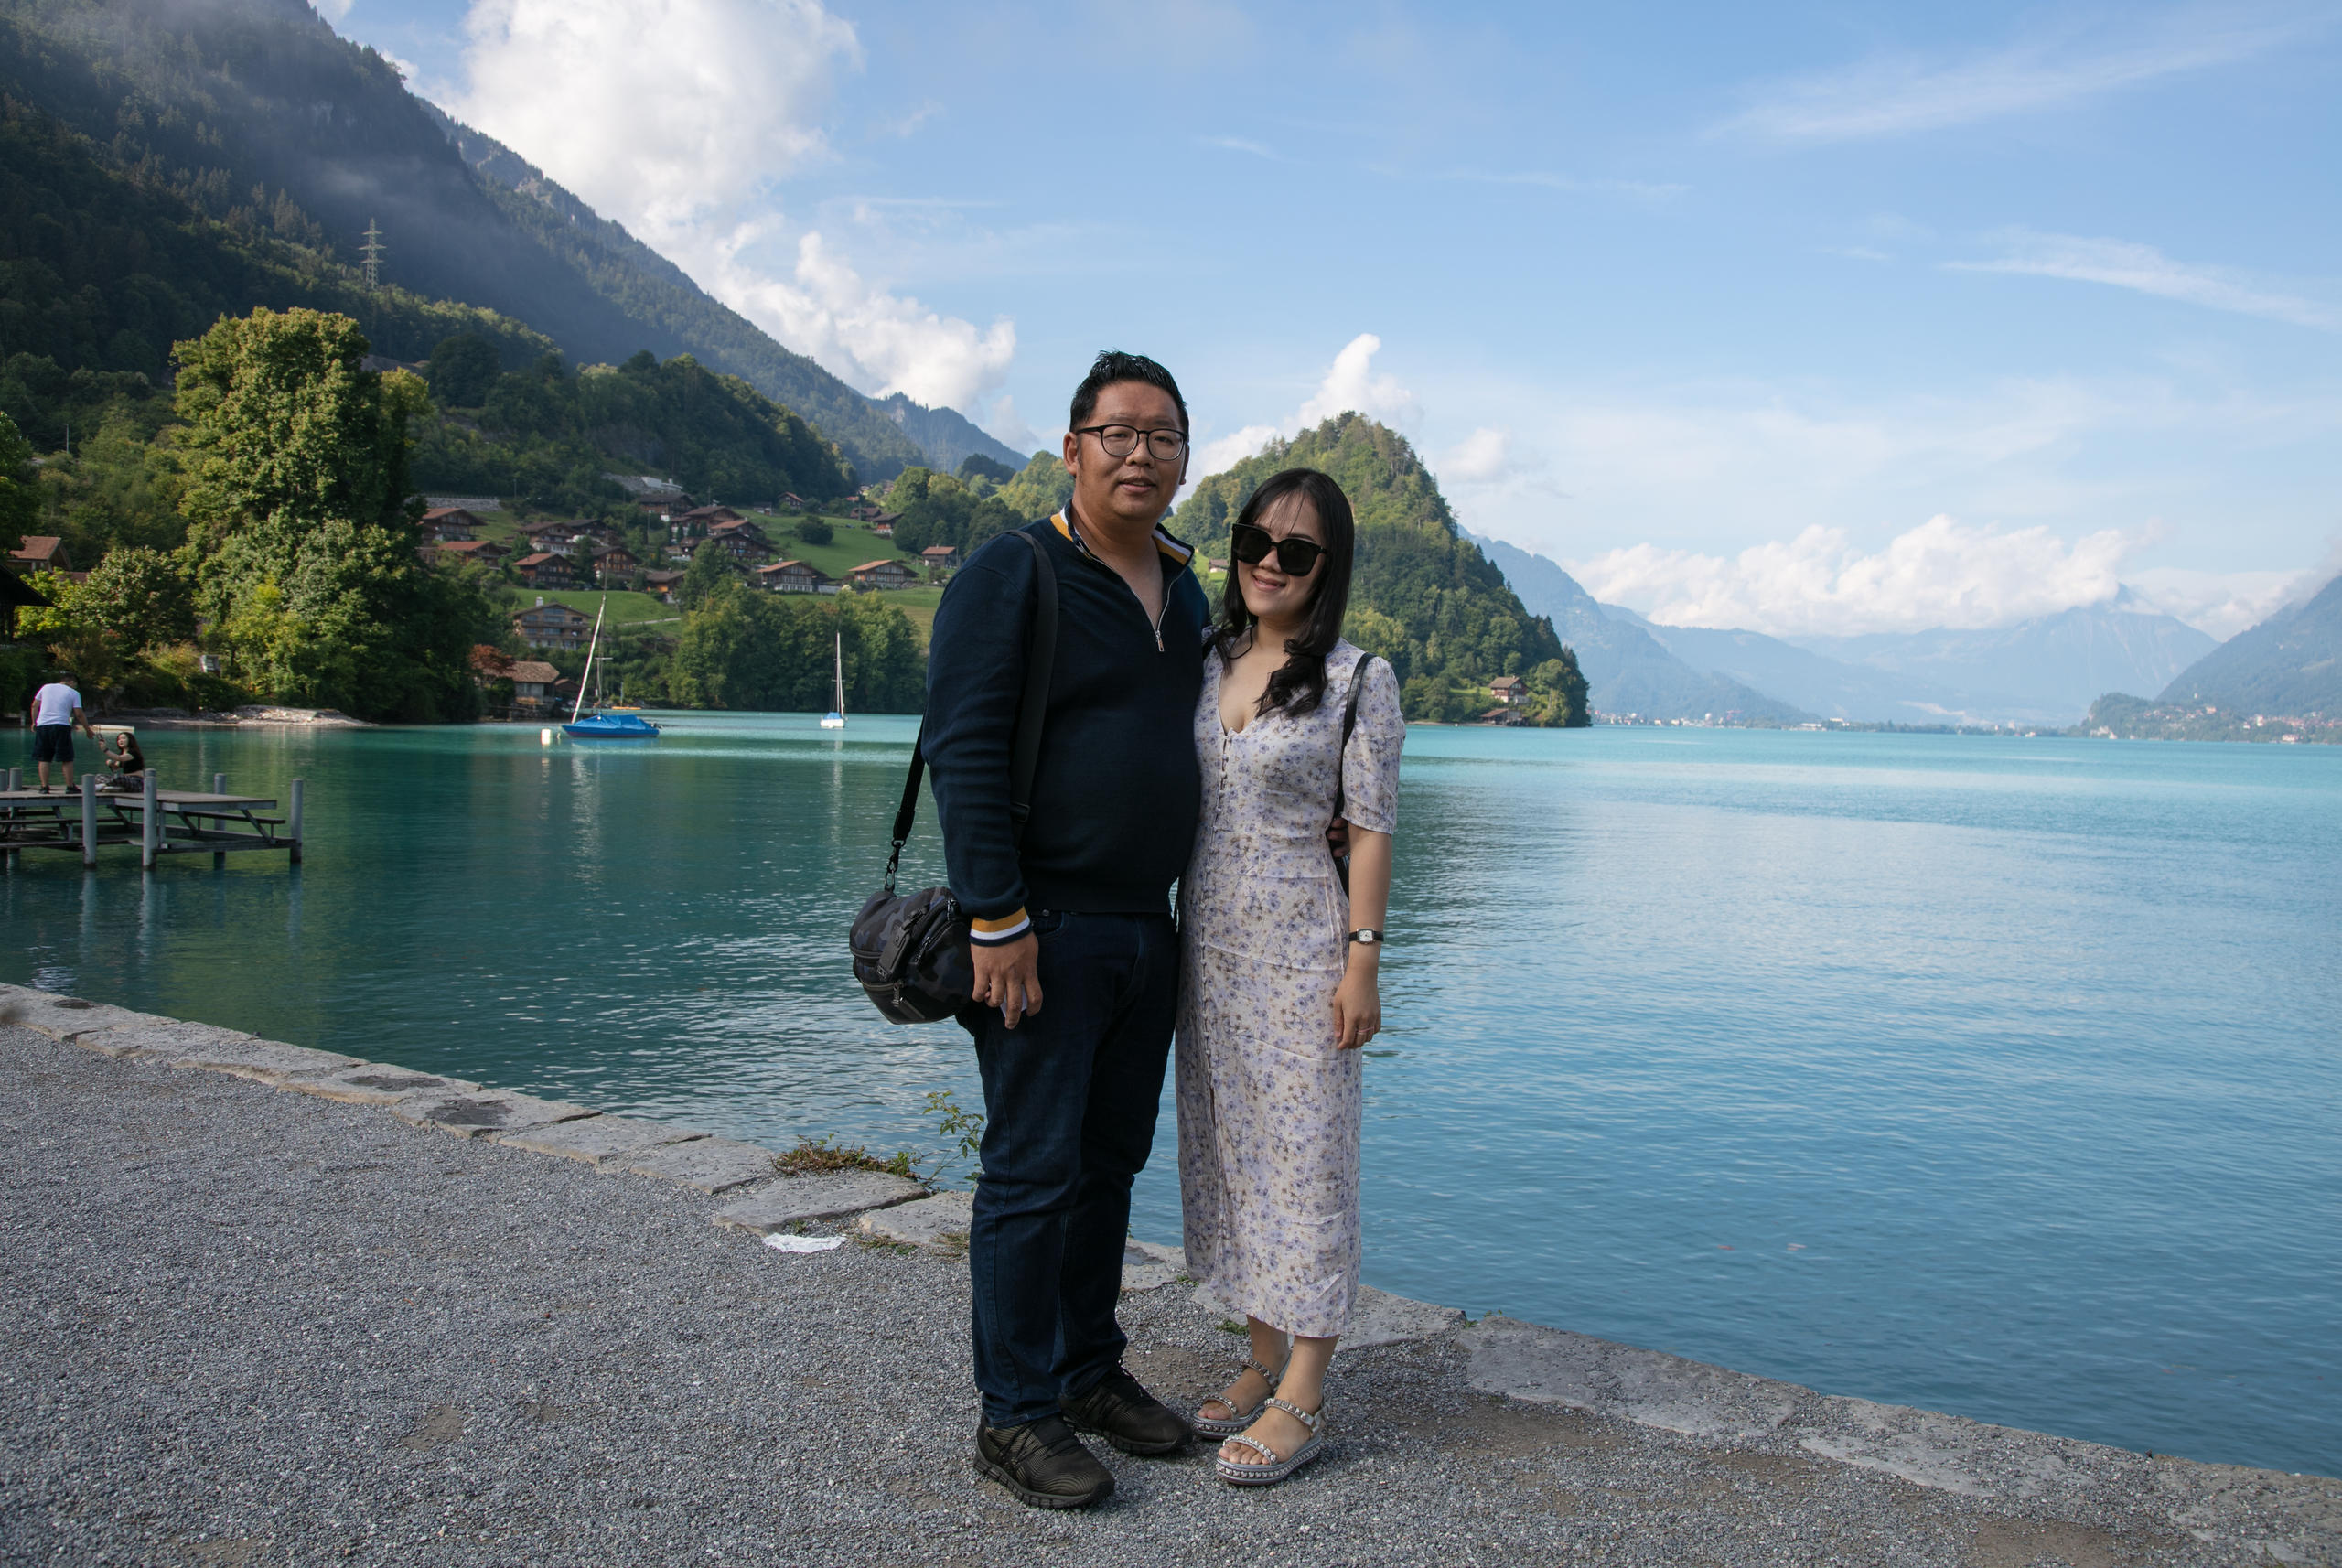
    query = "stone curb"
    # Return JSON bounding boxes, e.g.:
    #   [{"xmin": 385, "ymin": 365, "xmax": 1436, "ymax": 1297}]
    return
[{"xmin": 10, "ymin": 980, "xmax": 2336, "ymax": 1547}]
